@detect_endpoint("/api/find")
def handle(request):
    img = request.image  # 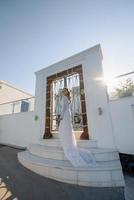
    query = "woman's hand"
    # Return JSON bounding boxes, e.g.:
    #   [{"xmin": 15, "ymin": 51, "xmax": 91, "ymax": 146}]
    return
[
  {"xmin": 57, "ymin": 117, "xmax": 63, "ymax": 127},
  {"xmin": 58, "ymin": 118, "xmax": 63, "ymax": 126}
]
